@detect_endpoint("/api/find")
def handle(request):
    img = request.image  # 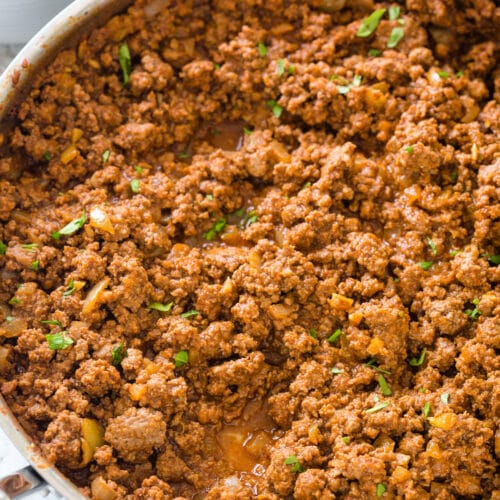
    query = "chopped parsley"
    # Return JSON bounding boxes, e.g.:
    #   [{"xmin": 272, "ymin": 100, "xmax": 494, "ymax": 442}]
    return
[
  {"xmin": 378, "ymin": 374, "xmax": 392, "ymax": 396},
  {"xmin": 213, "ymin": 63, "xmax": 220, "ymax": 69},
  {"xmin": 426, "ymin": 237, "xmax": 437, "ymax": 255},
  {"xmin": 40, "ymin": 319, "xmax": 63, "ymax": 327},
  {"xmin": 203, "ymin": 218, "xmax": 227, "ymax": 240},
  {"xmin": 327, "ymin": 329, "xmax": 342, "ymax": 344},
  {"xmin": 118, "ymin": 42, "xmax": 132, "ymax": 85},
  {"xmin": 331, "ymin": 367, "xmax": 344, "ymax": 375},
  {"xmin": 405, "ymin": 145, "xmax": 414, "ymax": 153},
  {"xmin": 337, "ymin": 75, "xmax": 362, "ymax": 95},
  {"xmin": 243, "ymin": 127, "xmax": 253, "ymax": 136},
  {"xmin": 309, "ymin": 329, "xmax": 318, "ymax": 339},
  {"xmin": 368, "ymin": 48, "xmax": 382, "ymax": 57},
  {"xmin": 51, "ymin": 210, "xmax": 87, "ymax": 240},
  {"xmin": 102, "ymin": 149, "xmax": 110, "ymax": 164},
  {"xmin": 181, "ymin": 309, "xmax": 199, "ymax": 319},
  {"xmin": 366, "ymin": 359, "xmax": 391, "ymax": 375},
  {"xmin": 22, "ymin": 243, "xmax": 38, "ymax": 252},
  {"xmin": 174, "ymin": 350, "xmax": 189, "ymax": 367},
  {"xmin": 130, "ymin": 179, "xmax": 141, "ymax": 194},
  {"xmin": 63, "ymin": 279, "xmax": 76, "ymax": 297},
  {"xmin": 147, "ymin": 302, "xmax": 174, "ymax": 312},
  {"xmin": 9, "ymin": 297, "xmax": 21, "ymax": 305},
  {"xmin": 437, "ymin": 70, "xmax": 449, "ymax": 78},
  {"xmin": 341, "ymin": 436, "xmax": 350, "ymax": 444},
  {"xmin": 277, "ymin": 59, "xmax": 285, "ymax": 76},
  {"xmin": 357, "ymin": 9, "xmax": 386, "ymax": 37},
  {"xmin": 31, "ymin": 260, "xmax": 40, "ymax": 271},
  {"xmin": 0, "ymin": 240, "xmax": 6, "ymax": 254},
  {"xmin": 134, "ymin": 165, "xmax": 143, "ymax": 174},
  {"xmin": 178, "ymin": 151, "xmax": 189, "ymax": 159},
  {"xmin": 387, "ymin": 27, "xmax": 404, "ymax": 48},
  {"xmin": 5, "ymin": 316, "xmax": 13, "ymax": 323},
  {"xmin": 288, "ymin": 65, "xmax": 296, "ymax": 74},
  {"xmin": 482, "ymin": 253, "xmax": 500, "ymax": 265},
  {"xmin": 240, "ymin": 209, "xmax": 258, "ymax": 229},
  {"xmin": 423, "ymin": 401, "xmax": 431, "ymax": 417},
  {"xmin": 418, "ymin": 261, "xmax": 433, "ymax": 271},
  {"xmin": 376, "ymin": 483, "xmax": 387, "ymax": 497},
  {"xmin": 409, "ymin": 348, "xmax": 427, "ymax": 366},
  {"xmin": 465, "ymin": 298, "xmax": 481, "ymax": 320},
  {"xmin": 365, "ymin": 401, "xmax": 390, "ymax": 414},
  {"xmin": 388, "ymin": 5, "xmax": 400, "ymax": 20},
  {"xmin": 456, "ymin": 70, "xmax": 464, "ymax": 77},
  {"xmin": 440, "ymin": 393, "xmax": 450, "ymax": 405},
  {"xmin": 257, "ymin": 42, "xmax": 268, "ymax": 57},
  {"xmin": 46, "ymin": 331, "xmax": 74, "ymax": 350},
  {"xmin": 43, "ymin": 151, "xmax": 52, "ymax": 161},
  {"xmin": 111, "ymin": 343, "xmax": 128, "ymax": 366},
  {"xmin": 267, "ymin": 99, "xmax": 283, "ymax": 118},
  {"xmin": 449, "ymin": 249, "xmax": 462, "ymax": 257},
  {"xmin": 284, "ymin": 455, "xmax": 304, "ymax": 473}
]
